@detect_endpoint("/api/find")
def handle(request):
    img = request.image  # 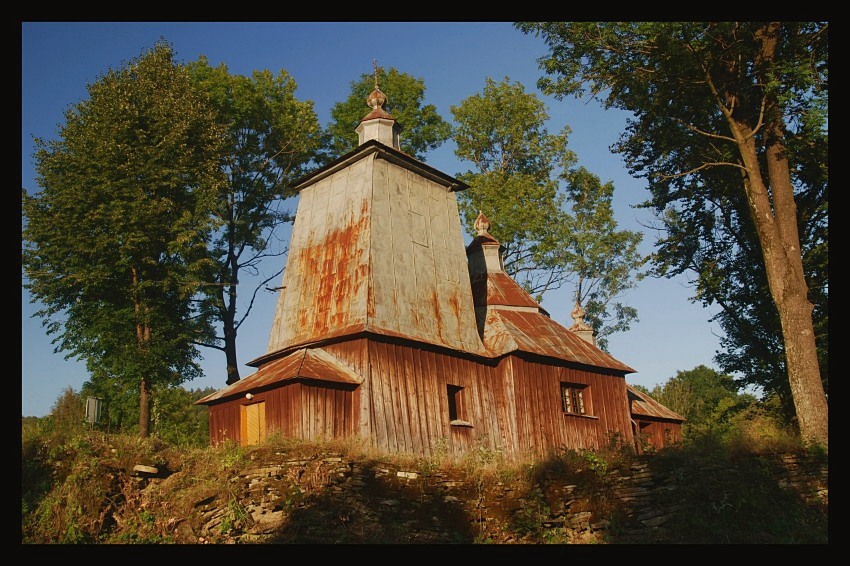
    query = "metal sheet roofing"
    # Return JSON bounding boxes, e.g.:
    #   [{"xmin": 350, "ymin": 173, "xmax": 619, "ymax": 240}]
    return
[
  {"xmin": 250, "ymin": 135, "xmax": 636, "ymax": 382},
  {"xmin": 485, "ymin": 308, "xmax": 636, "ymax": 373},
  {"xmin": 627, "ymin": 386, "xmax": 686, "ymax": 421},
  {"xmin": 470, "ymin": 271, "xmax": 547, "ymax": 313},
  {"xmin": 261, "ymin": 149, "xmax": 484, "ymax": 365},
  {"xmin": 196, "ymin": 348, "xmax": 363, "ymax": 405}
]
